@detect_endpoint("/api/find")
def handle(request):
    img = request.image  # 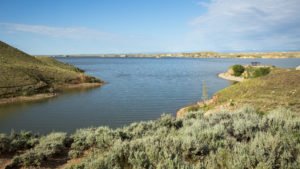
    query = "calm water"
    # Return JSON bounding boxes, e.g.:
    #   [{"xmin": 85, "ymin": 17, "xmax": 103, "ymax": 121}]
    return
[{"xmin": 0, "ymin": 58, "xmax": 299, "ymax": 134}]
